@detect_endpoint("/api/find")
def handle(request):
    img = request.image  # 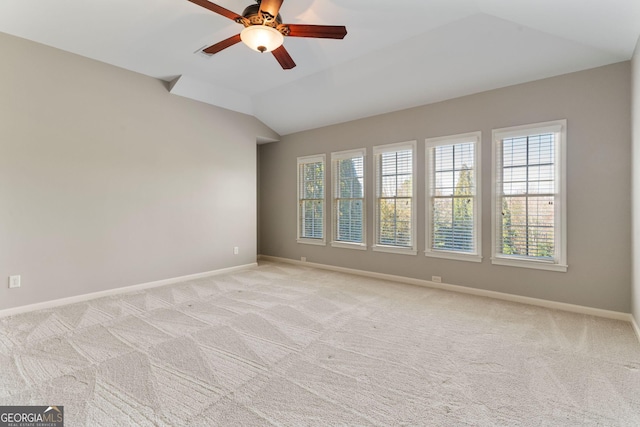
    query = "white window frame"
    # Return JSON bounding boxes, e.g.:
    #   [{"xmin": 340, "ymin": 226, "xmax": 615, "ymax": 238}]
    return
[
  {"xmin": 372, "ymin": 141, "xmax": 417, "ymax": 255},
  {"xmin": 331, "ymin": 148, "xmax": 367, "ymax": 250},
  {"xmin": 297, "ymin": 154, "xmax": 326, "ymax": 246},
  {"xmin": 491, "ymin": 120, "xmax": 567, "ymax": 272},
  {"xmin": 425, "ymin": 132, "xmax": 482, "ymax": 263}
]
